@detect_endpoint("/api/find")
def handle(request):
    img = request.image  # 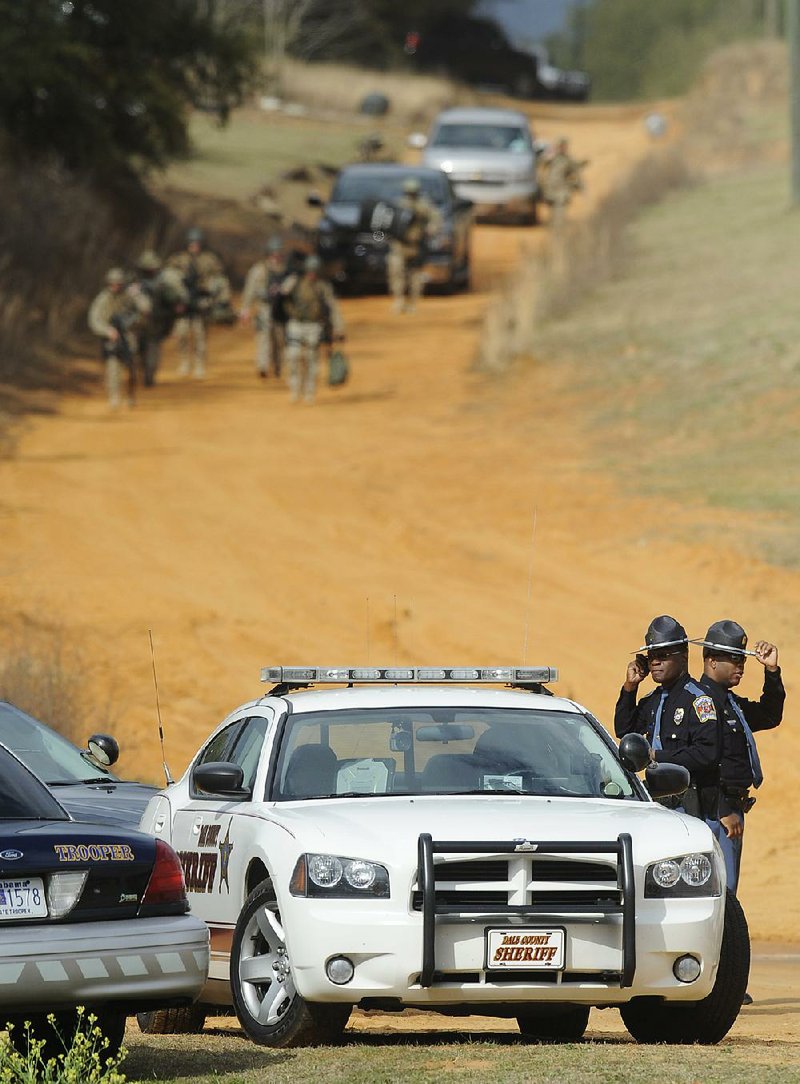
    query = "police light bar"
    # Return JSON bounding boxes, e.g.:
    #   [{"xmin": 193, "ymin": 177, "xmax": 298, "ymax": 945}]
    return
[{"xmin": 260, "ymin": 666, "xmax": 558, "ymax": 686}]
